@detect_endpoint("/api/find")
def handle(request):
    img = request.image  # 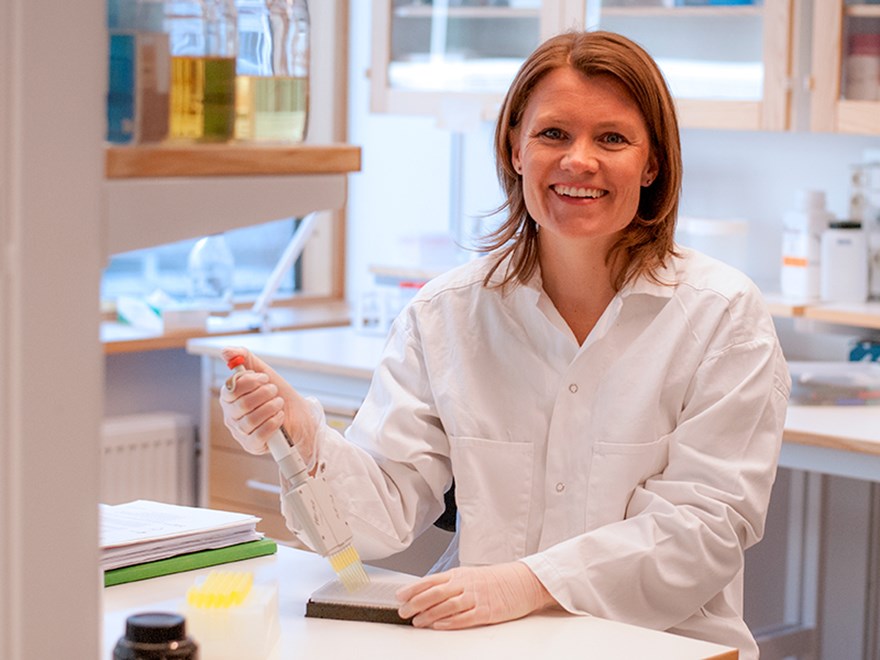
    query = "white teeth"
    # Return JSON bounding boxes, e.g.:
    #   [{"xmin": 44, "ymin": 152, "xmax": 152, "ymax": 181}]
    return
[{"xmin": 554, "ymin": 185, "xmax": 606, "ymax": 198}]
